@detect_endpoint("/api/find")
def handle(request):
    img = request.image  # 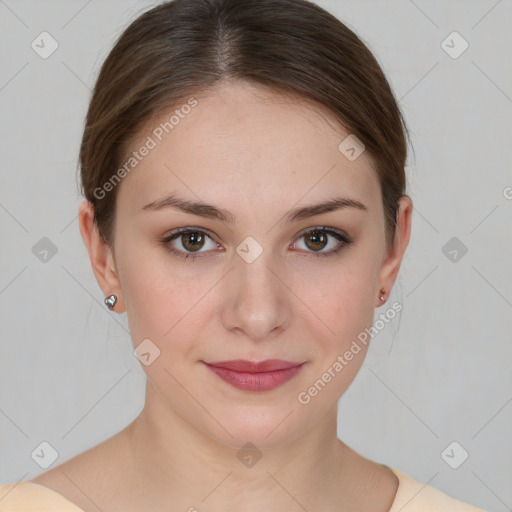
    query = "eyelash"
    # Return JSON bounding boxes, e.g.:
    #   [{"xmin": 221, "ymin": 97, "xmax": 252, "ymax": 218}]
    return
[{"xmin": 159, "ymin": 226, "xmax": 354, "ymax": 261}]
